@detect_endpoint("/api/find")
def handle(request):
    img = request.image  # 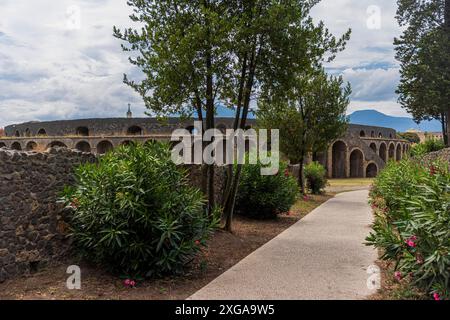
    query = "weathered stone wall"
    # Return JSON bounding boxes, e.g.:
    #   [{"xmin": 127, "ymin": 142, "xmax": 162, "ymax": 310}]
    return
[
  {"xmin": 0, "ymin": 148, "xmax": 226, "ymax": 282},
  {"xmin": 0, "ymin": 148, "xmax": 96, "ymax": 282}
]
